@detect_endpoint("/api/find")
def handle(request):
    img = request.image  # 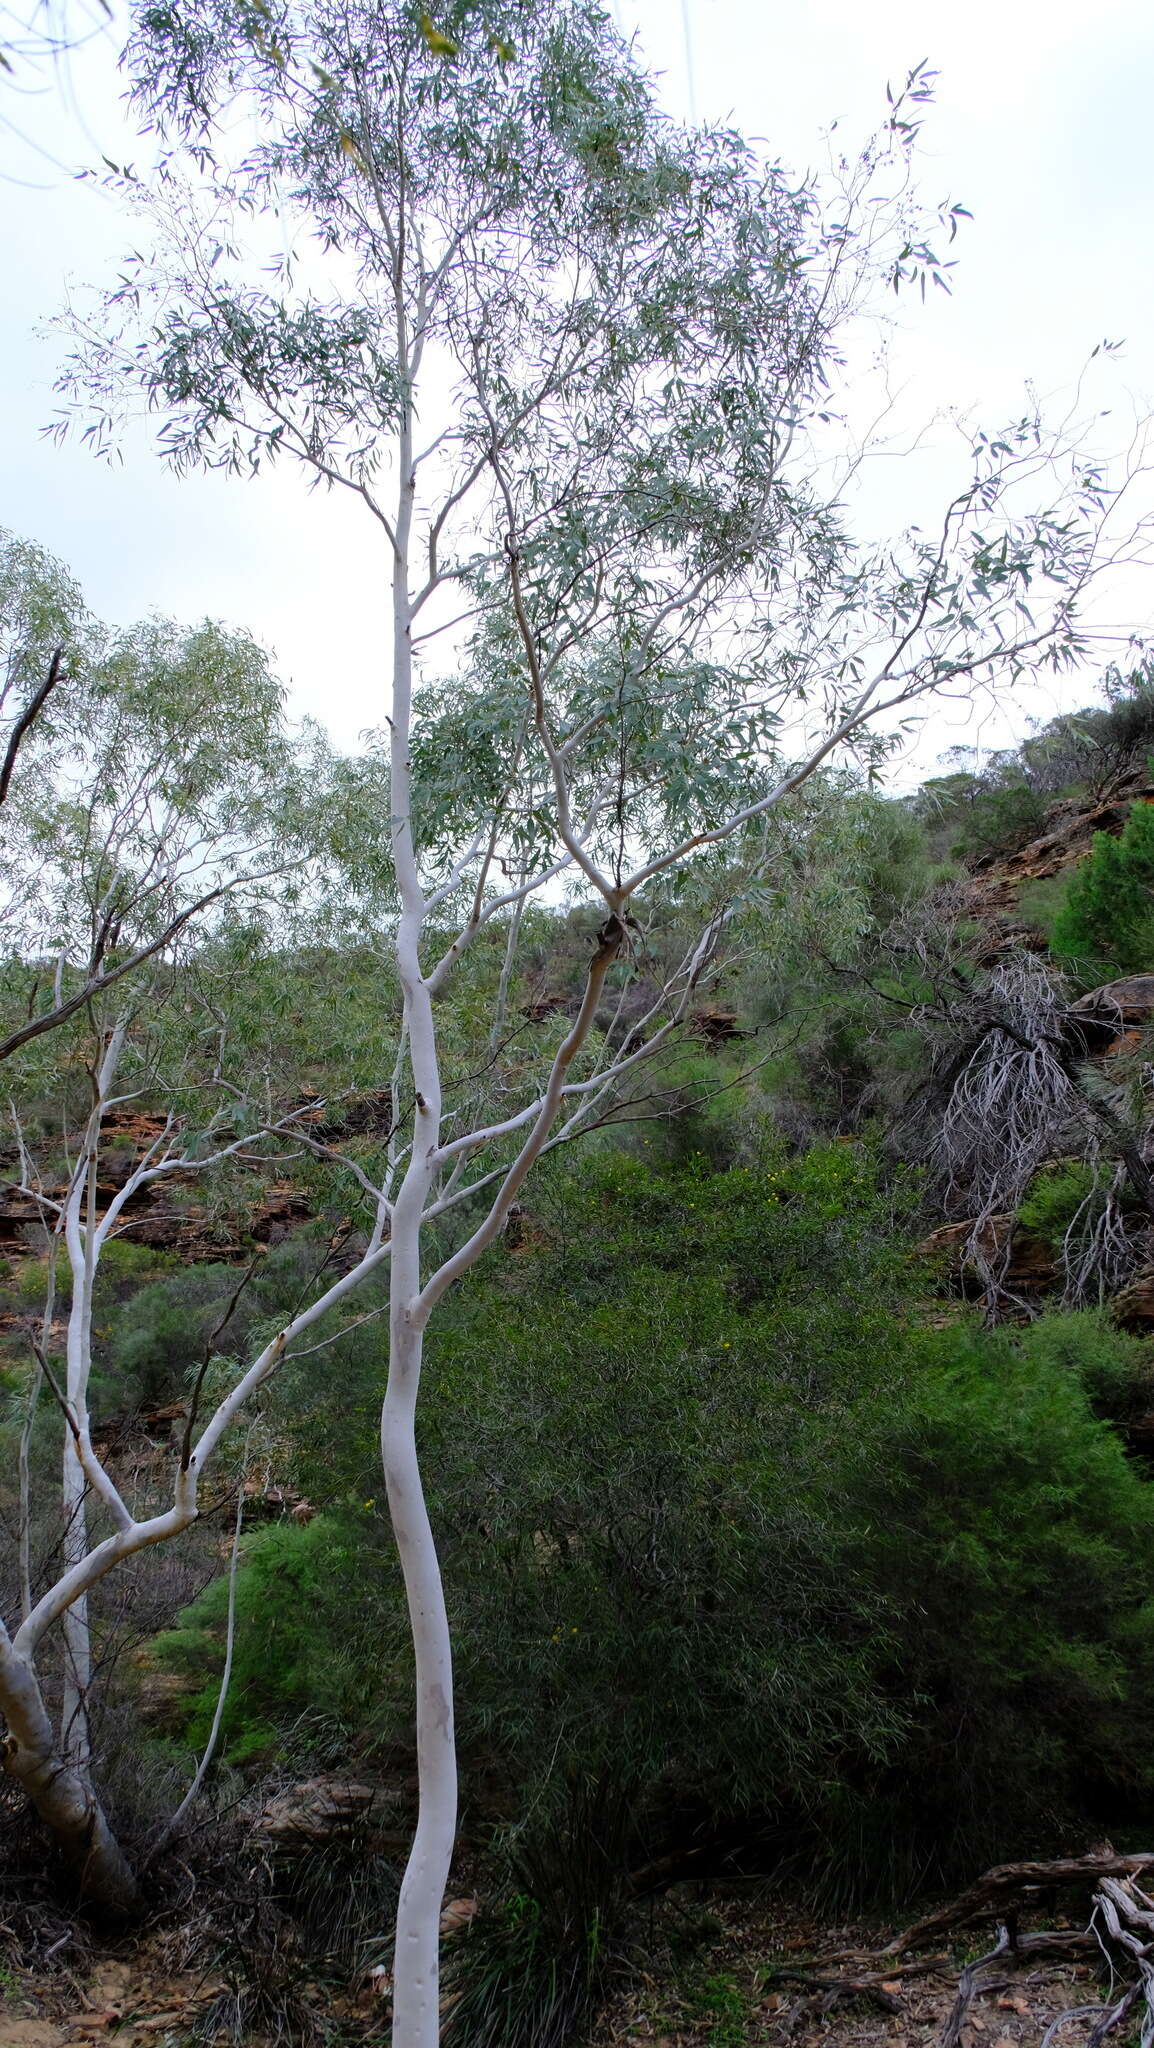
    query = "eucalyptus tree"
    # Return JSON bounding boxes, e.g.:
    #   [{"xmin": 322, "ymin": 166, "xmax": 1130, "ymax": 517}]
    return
[
  {"xmin": 0, "ymin": 533, "xmax": 335, "ymax": 1058},
  {"xmin": 0, "ymin": 565, "xmax": 393, "ymax": 1910},
  {"xmin": 47, "ymin": 0, "xmax": 1142, "ymax": 2033}
]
